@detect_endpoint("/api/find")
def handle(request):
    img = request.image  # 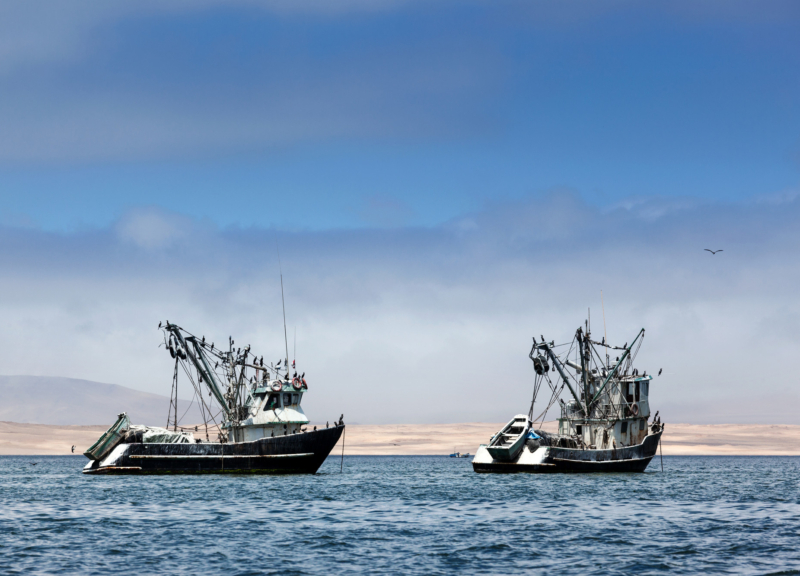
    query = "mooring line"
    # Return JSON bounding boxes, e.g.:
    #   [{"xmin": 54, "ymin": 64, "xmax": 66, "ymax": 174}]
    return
[{"xmin": 340, "ymin": 426, "xmax": 346, "ymax": 473}]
